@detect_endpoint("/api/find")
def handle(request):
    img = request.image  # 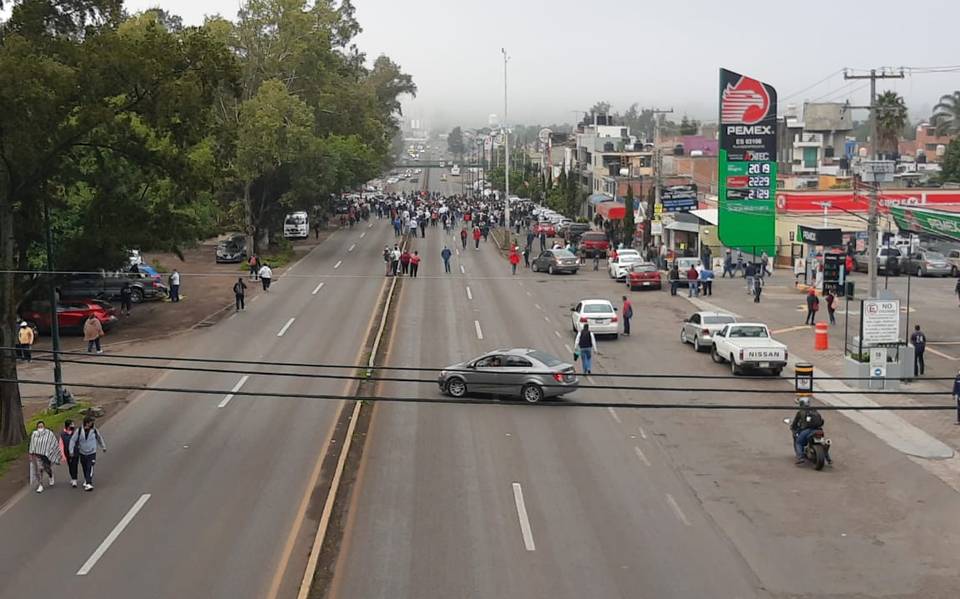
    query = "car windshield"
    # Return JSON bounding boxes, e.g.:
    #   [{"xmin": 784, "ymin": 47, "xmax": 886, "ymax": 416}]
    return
[
  {"xmin": 631, "ymin": 264, "xmax": 657, "ymax": 272},
  {"xmin": 286, "ymin": 214, "xmax": 306, "ymax": 225},
  {"xmin": 583, "ymin": 303, "xmax": 613, "ymax": 313},
  {"xmin": 704, "ymin": 315, "xmax": 736, "ymax": 325},
  {"xmin": 924, "ymin": 251, "xmax": 945, "ymax": 260},
  {"xmin": 553, "ymin": 250, "xmax": 575, "ymax": 259},
  {"xmin": 729, "ymin": 326, "xmax": 769, "ymax": 338},
  {"xmin": 582, "ymin": 233, "xmax": 605, "ymax": 241},
  {"xmin": 526, "ymin": 350, "xmax": 562, "ymax": 367}
]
